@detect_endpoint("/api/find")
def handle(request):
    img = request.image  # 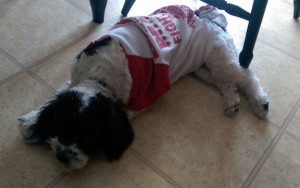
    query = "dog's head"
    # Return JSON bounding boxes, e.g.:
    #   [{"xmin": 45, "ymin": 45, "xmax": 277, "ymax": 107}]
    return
[{"xmin": 19, "ymin": 88, "xmax": 134, "ymax": 170}]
